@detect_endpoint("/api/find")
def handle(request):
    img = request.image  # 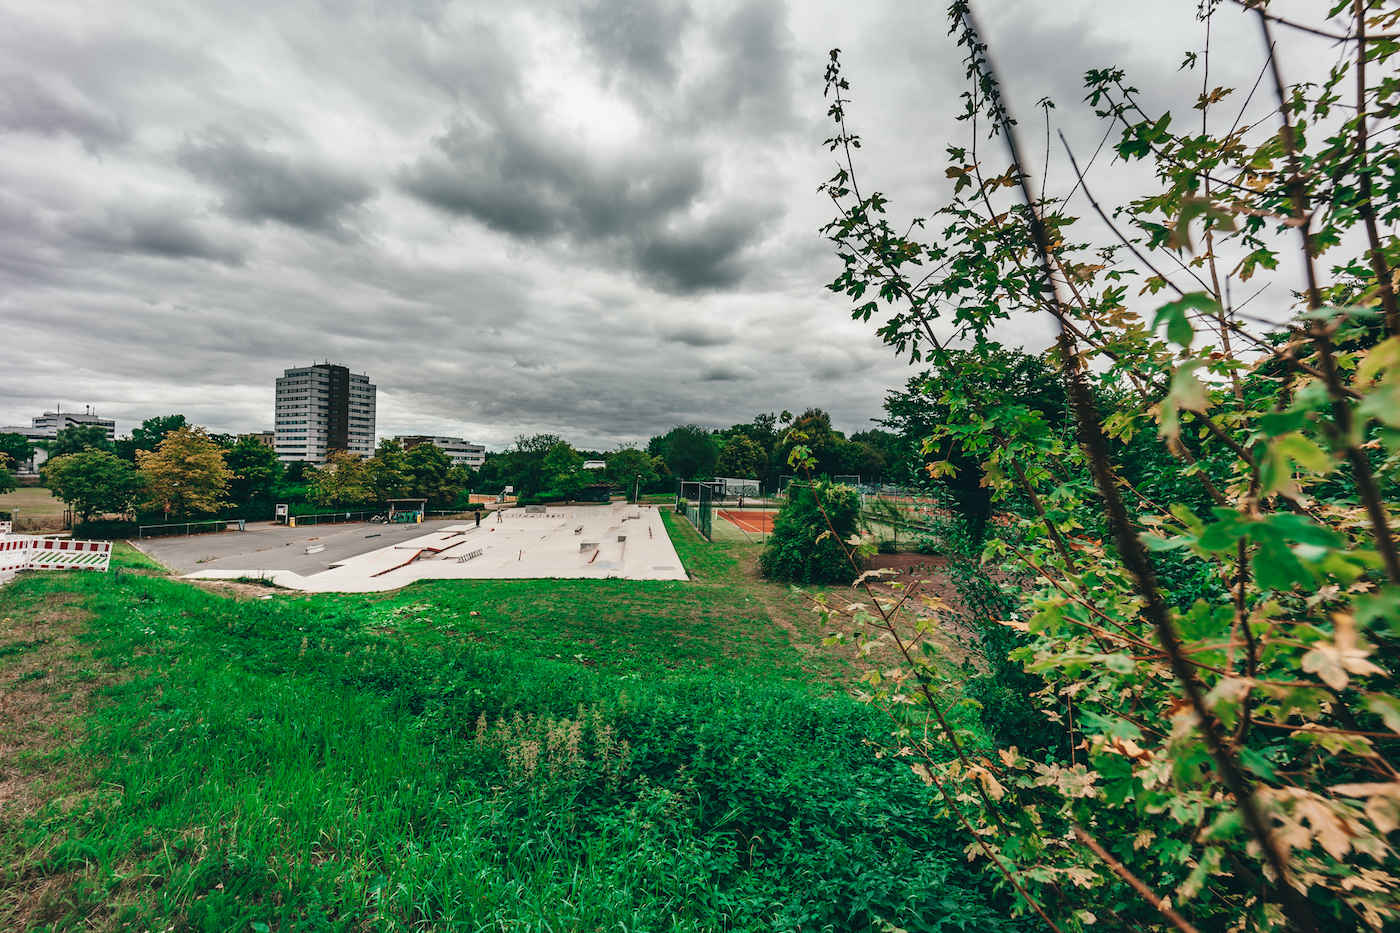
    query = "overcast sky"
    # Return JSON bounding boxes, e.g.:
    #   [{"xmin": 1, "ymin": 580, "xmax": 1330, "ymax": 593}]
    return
[{"xmin": 0, "ymin": 0, "xmax": 1336, "ymax": 449}]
